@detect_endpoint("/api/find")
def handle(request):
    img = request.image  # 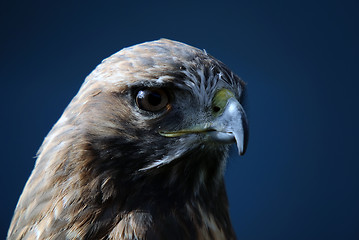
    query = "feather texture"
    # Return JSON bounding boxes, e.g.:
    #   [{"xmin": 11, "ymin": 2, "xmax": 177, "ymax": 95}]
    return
[{"xmin": 8, "ymin": 39, "xmax": 247, "ymax": 240}]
